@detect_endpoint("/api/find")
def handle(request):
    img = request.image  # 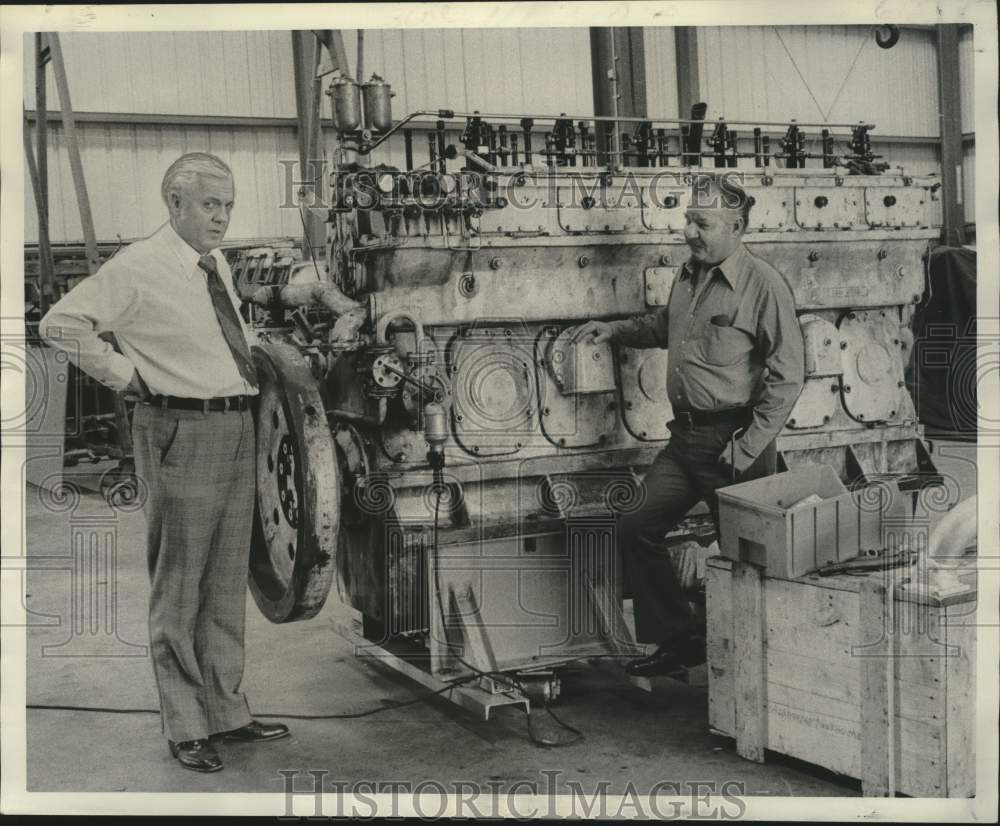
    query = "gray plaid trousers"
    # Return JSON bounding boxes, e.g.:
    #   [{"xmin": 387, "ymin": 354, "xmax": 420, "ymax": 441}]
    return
[{"xmin": 132, "ymin": 403, "xmax": 256, "ymax": 742}]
